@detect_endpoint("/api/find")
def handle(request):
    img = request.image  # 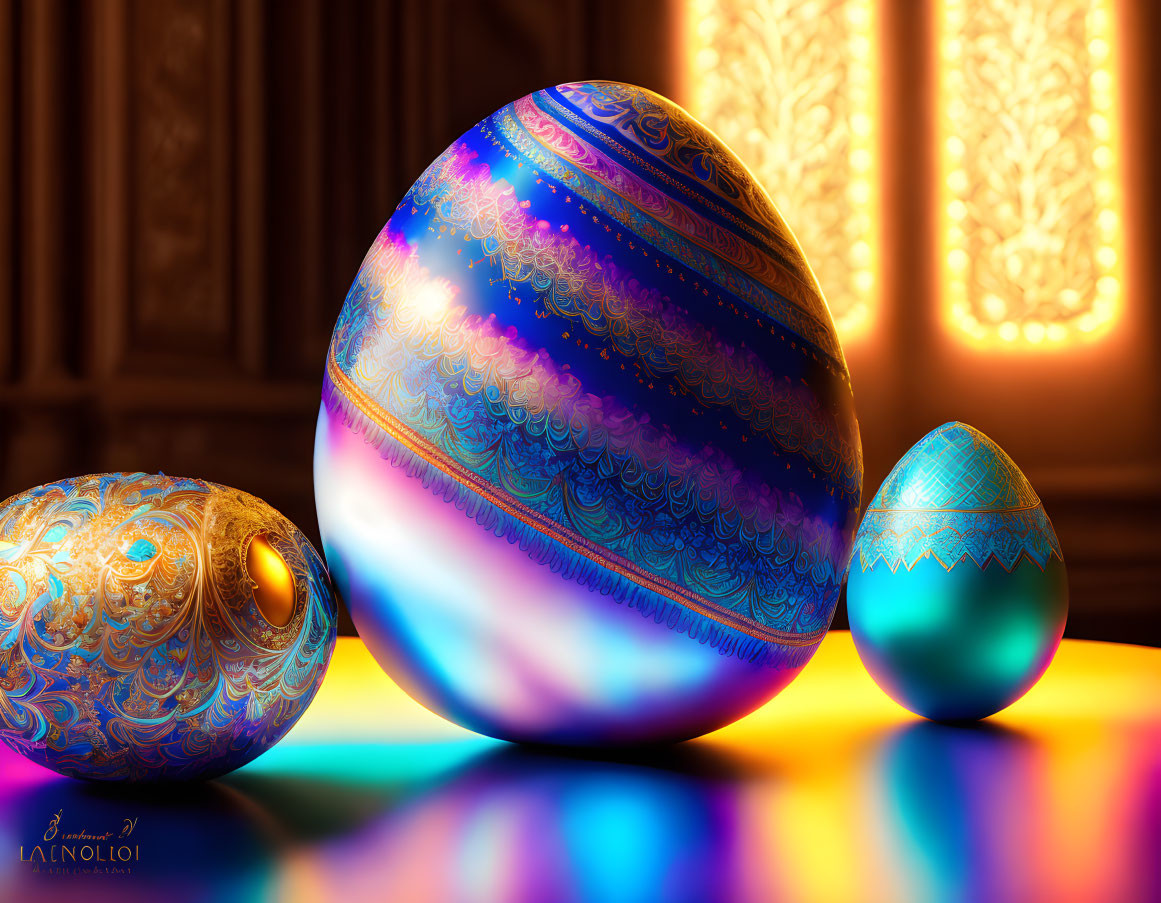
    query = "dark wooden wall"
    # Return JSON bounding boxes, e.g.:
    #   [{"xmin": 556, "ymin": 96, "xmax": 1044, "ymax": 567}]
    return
[
  {"xmin": 0, "ymin": 0, "xmax": 680, "ymax": 633},
  {"xmin": 1, "ymin": 0, "xmax": 1158, "ymax": 643}
]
